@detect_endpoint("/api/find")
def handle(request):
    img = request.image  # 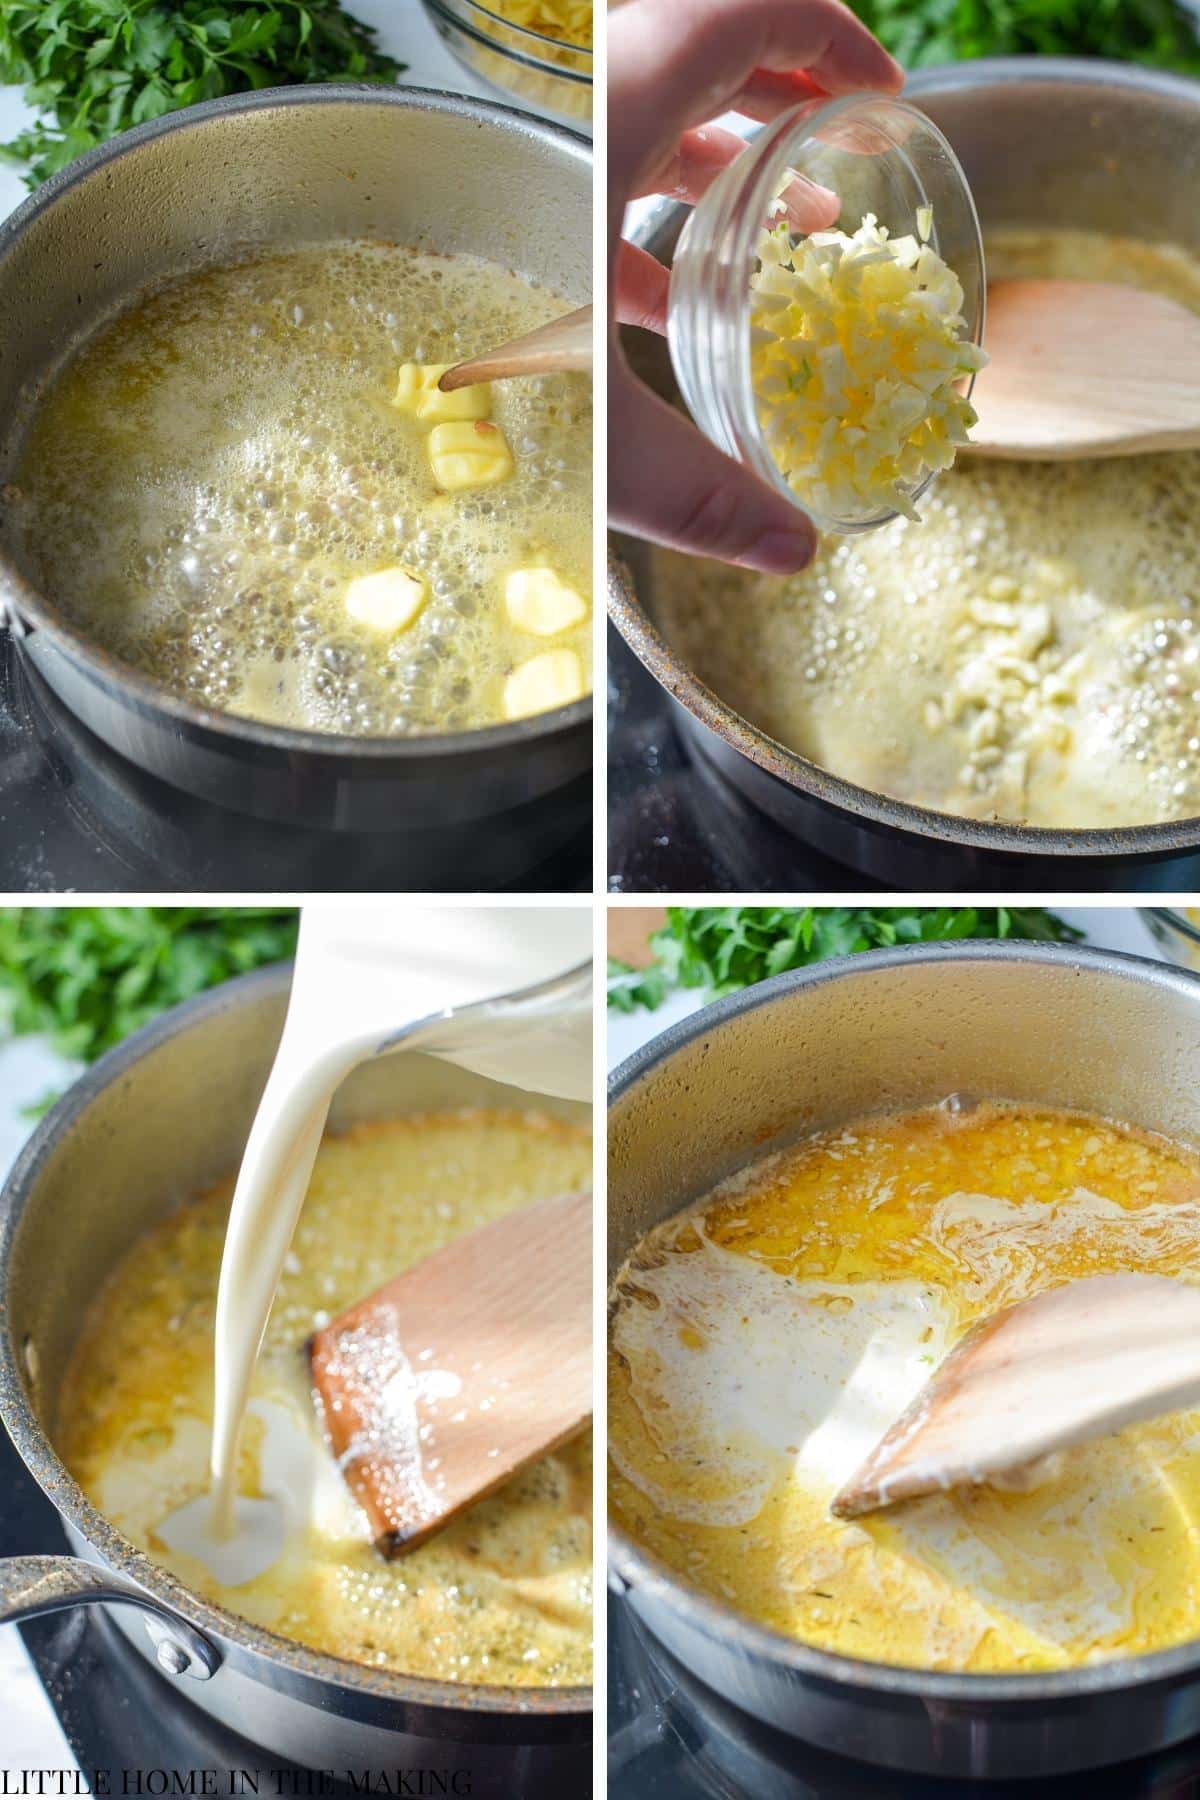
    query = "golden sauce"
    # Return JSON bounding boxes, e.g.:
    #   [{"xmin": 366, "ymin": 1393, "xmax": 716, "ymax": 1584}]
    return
[
  {"xmin": 10, "ymin": 242, "xmax": 591, "ymax": 735},
  {"xmin": 609, "ymin": 1101, "xmax": 1200, "ymax": 1671},
  {"xmin": 59, "ymin": 1111, "xmax": 592, "ymax": 1686}
]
